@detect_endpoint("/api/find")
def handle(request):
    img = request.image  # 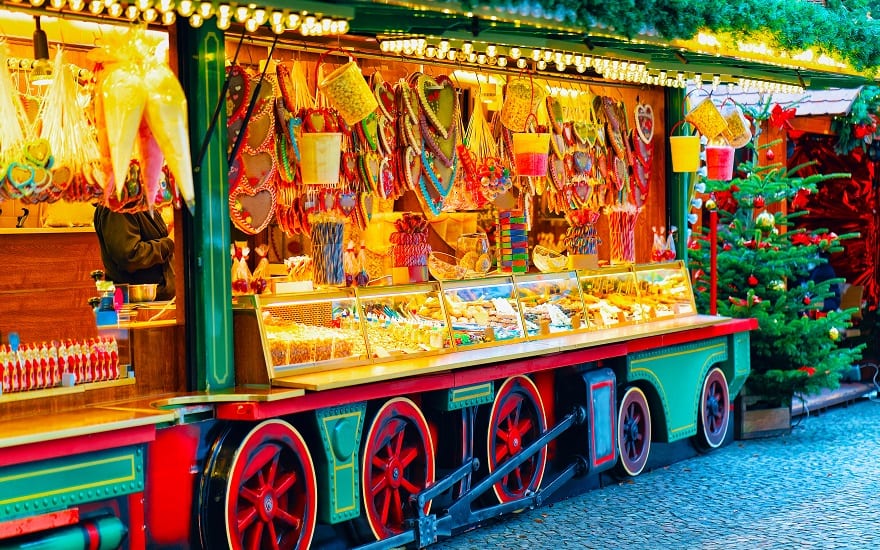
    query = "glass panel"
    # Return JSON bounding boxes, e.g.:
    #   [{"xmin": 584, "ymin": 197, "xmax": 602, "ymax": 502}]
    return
[
  {"xmin": 441, "ymin": 276, "xmax": 525, "ymax": 347},
  {"xmin": 515, "ymin": 271, "xmax": 588, "ymax": 337},
  {"xmin": 578, "ymin": 267, "xmax": 645, "ymax": 328},
  {"xmin": 633, "ymin": 261, "xmax": 697, "ymax": 319}
]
